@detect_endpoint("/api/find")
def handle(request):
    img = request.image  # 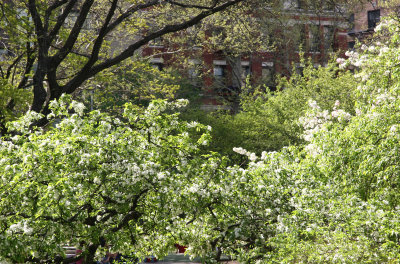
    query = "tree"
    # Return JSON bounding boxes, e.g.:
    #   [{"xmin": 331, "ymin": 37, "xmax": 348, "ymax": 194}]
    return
[
  {"xmin": 180, "ymin": 57, "xmax": 358, "ymax": 163},
  {"xmin": 0, "ymin": 0, "xmax": 246, "ymax": 130},
  {"xmin": 0, "ymin": 95, "xmax": 216, "ymax": 263},
  {"xmin": 179, "ymin": 16, "xmax": 400, "ymax": 263}
]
